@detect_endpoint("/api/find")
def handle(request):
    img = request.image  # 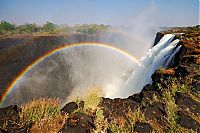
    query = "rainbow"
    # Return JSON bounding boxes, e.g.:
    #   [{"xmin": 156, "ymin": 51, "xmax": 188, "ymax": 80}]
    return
[{"xmin": 0, "ymin": 42, "xmax": 139, "ymax": 107}]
